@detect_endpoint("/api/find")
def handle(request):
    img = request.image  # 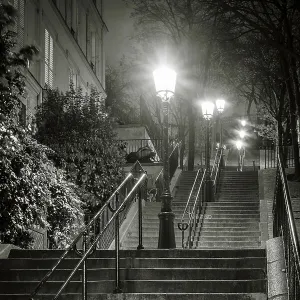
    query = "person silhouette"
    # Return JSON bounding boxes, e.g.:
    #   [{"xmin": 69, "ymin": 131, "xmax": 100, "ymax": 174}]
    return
[{"xmin": 238, "ymin": 146, "xmax": 245, "ymax": 171}]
